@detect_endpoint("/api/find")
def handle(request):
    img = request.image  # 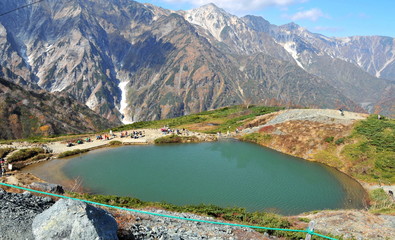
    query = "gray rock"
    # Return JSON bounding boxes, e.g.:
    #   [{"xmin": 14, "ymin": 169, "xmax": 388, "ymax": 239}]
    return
[
  {"xmin": 29, "ymin": 182, "xmax": 65, "ymax": 194},
  {"xmin": 0, "ymin": 190, "xmax": 54, "ymax": 240},
  {"xmin": 23, "ymin": 191, "xmax": 32, "ymax": 197},
  {"xmin": 32, "ymin": 199, "xmax": 118, "ymax": 240}
]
